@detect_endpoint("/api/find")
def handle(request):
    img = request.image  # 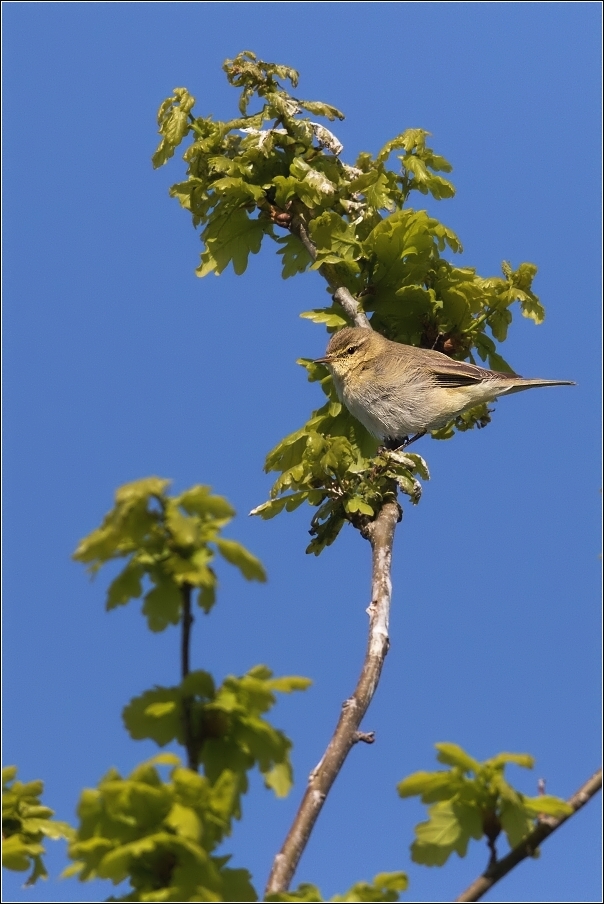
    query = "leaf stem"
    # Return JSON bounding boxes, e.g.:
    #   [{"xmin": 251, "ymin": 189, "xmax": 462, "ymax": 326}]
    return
[{"xmin": 187, "ymin": 113, "xmax": 204, "ymax": 138}]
